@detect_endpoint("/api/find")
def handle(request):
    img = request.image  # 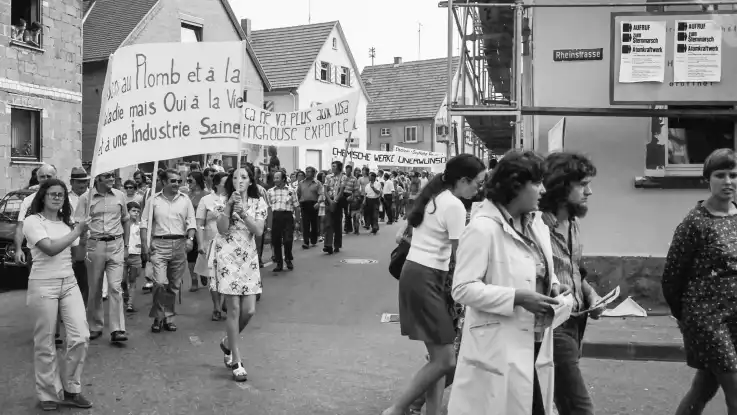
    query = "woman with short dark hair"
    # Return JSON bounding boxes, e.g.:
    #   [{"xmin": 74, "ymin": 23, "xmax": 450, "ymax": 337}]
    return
[
  {"xmin": 196, "ymin": 172, "xmax": 229, "ymax": 321},
  {"xmin": 382, "ymin": 154, "xmax": 486, "ymax": 415},
  {"xmin": 448, "ymin": 150, "xmax": 569, "ymax": 415},
  {"xmin": 663, "ymin": 148, "xmax": 737, "ymax": 415}
]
